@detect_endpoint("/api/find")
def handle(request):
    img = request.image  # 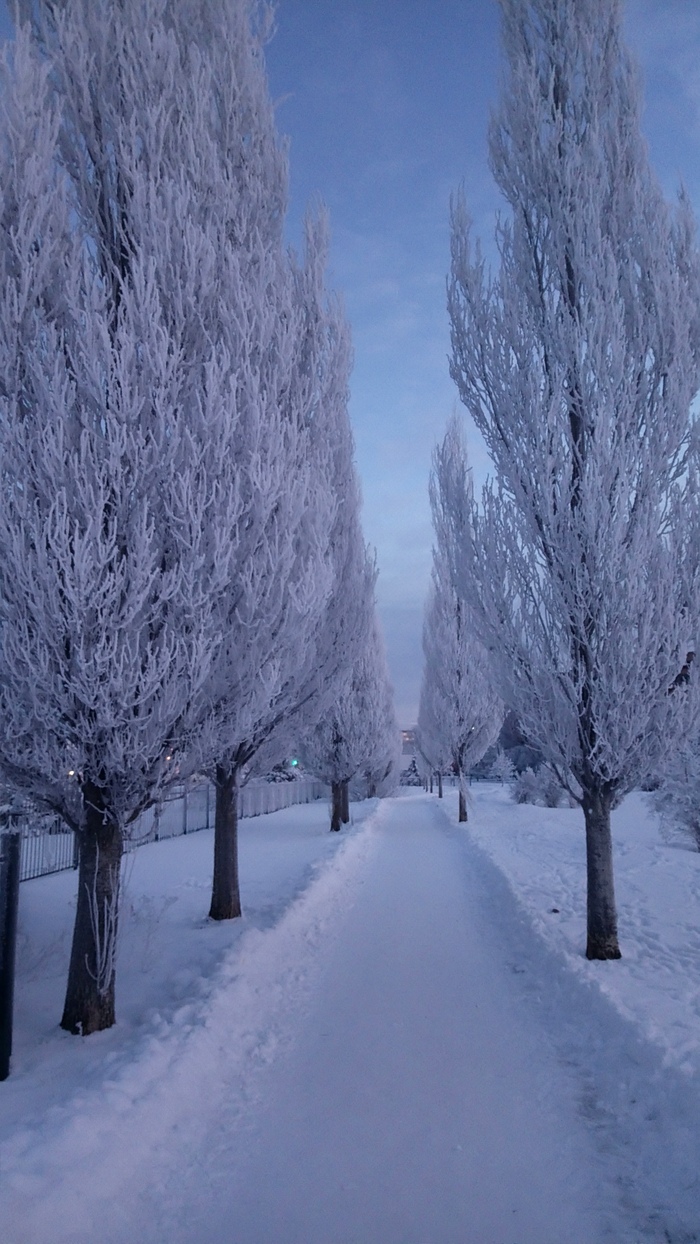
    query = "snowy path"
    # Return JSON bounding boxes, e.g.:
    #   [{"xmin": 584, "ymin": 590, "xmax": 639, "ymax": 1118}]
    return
[
  {"xmin": 5, "ymin": 789, "xmax": 700, "ymax": 1242},
  {"xmin": 139, "ymin": 794, "xmax": 612, "ymax": 1244}
]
